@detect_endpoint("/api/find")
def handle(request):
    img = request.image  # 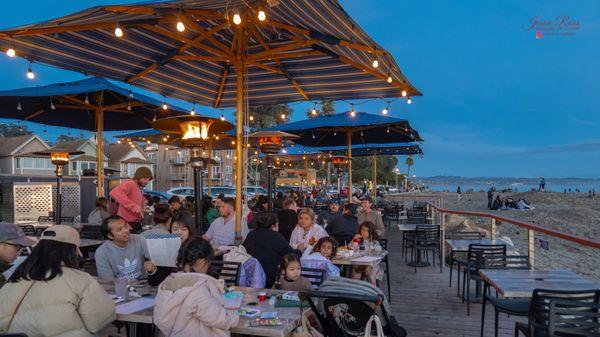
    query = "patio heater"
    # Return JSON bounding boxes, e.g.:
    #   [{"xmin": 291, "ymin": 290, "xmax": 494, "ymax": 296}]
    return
[
  {"xmin": 153, "ymin": 115, "xmax": 232, "ymax": 233},
  {"xmin": 103, "ymin": 167, "xmax": 120, "ymax": 200},
  {"xmin": 248, "ymin": 131, "xmax": 298, "ymax": 212},
  {"xmin": 329, "ymin": 155, "xmax": 350, "ymax": 204},
  {"xmin": 34, "ymin": 149, "xmax": 83, "ymax": 224}
]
